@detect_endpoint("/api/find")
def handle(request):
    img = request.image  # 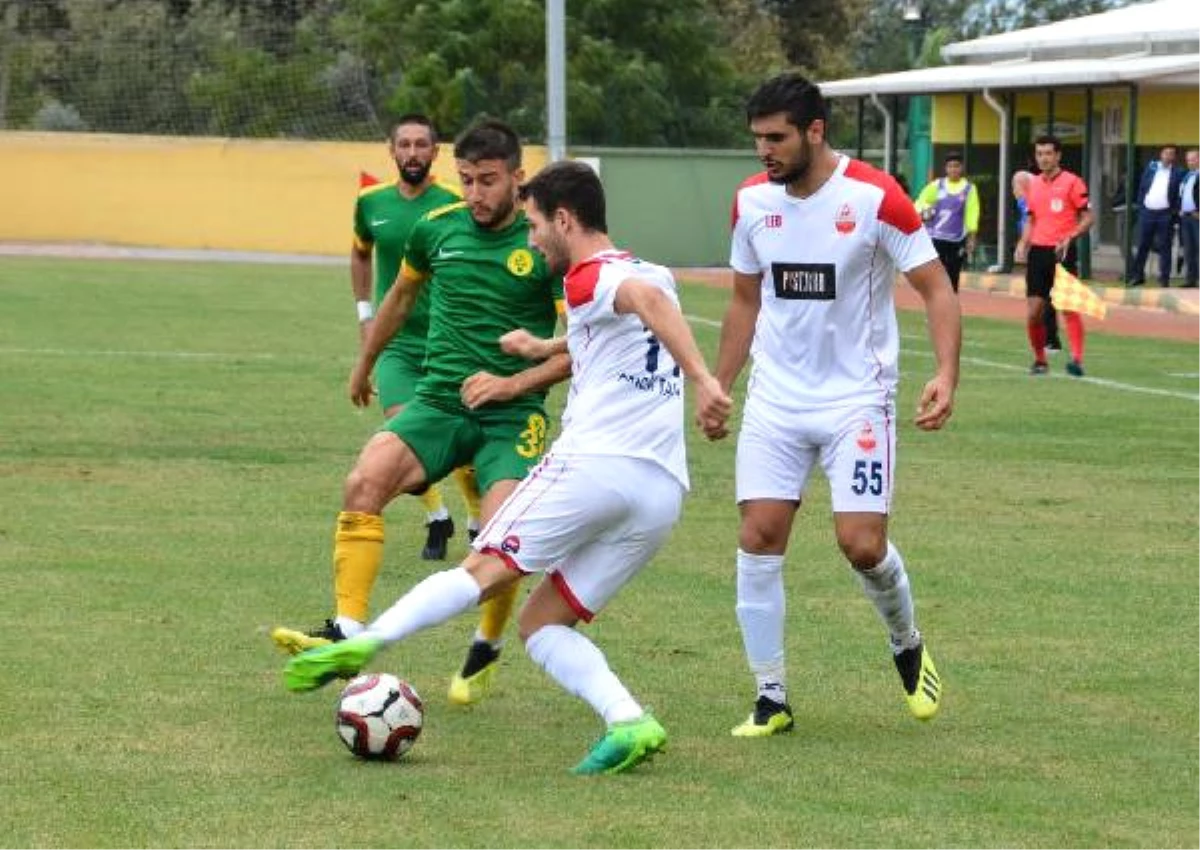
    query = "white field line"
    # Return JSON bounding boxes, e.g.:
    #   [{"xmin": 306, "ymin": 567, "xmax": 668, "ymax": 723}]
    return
[
  {"xmin": 2, "ymin": 318, "xmax": 1195, "ymax": 403},
  {"xmin": 684, "ymin": 315, "xmax": 1199, "ymax": 403},
  {"xmin": 0, "ymin": 347, "xmax": 288, "ymax": 361}
]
